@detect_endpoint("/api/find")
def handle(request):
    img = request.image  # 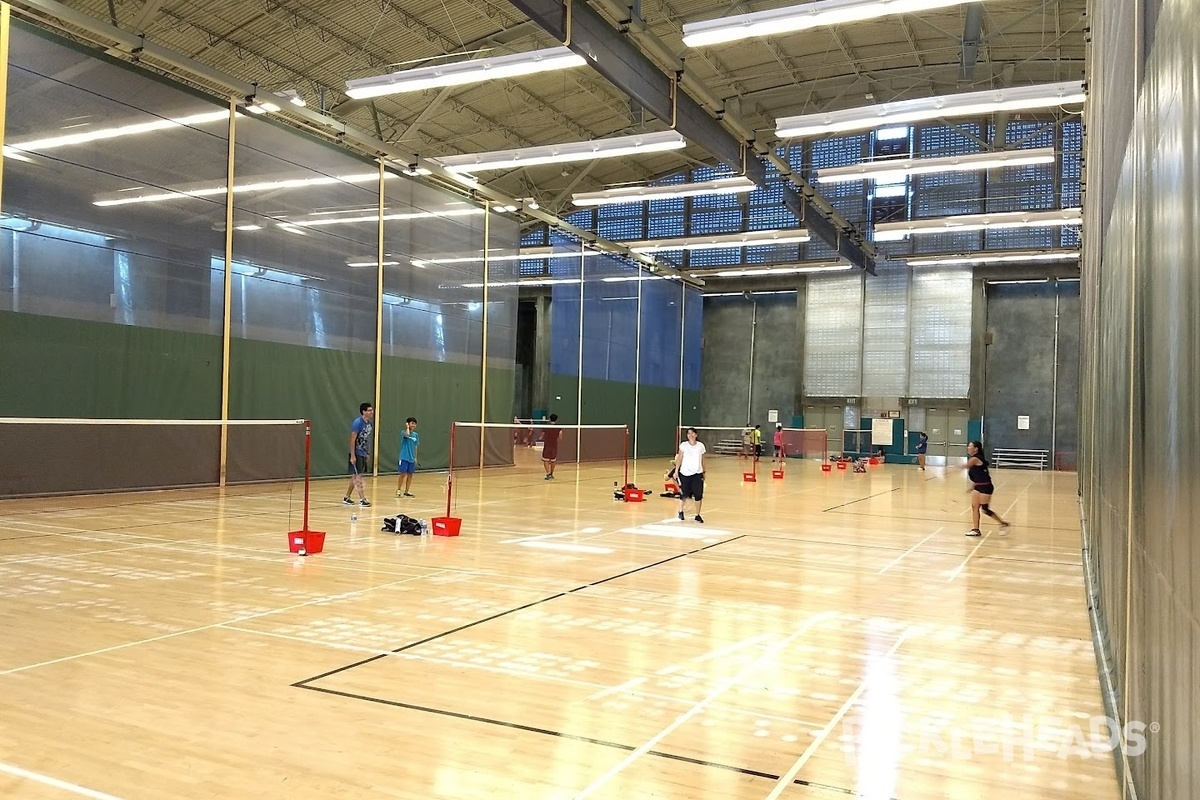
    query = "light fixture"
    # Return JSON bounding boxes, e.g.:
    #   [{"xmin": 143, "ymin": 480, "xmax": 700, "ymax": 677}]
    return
[
  {"xmin": 93, "ymin": 172, "xmax": 384, "ymax": 207},
  {"xmin": 707, "ymin": 289, "xmax": 800, "ymax": 297},
  {"xmin": 701, "ymin": 262, "xmax": 853, "ymax": 277},
  {"xmin": 904, "ymin": 249, "xmax": 1081, "ymax": 267},
  {"xmin": 625, "ymin": 228, "xmax": 810, "ymax": 253},
  {"xmin": 400, "ymin": 163, "xmax": 433, "ymax": 177},
  {"xmin": 277, "ymin": 89, "xmax": 306, "ymax": 107},
  {"xmin": 985, "ymin": 278, "xmax": 1051, "ymax": 284},
  {"xmin": 815, "ymin": 147, "xmax": 1057, "ymax": 184},
  {"xmin": 411, "ymin": 248, "xmax": 604, "ymax": 268},
  {"xmin": 346, "ymin": 259, "xmax": 403, "ymax": 267},
  {"xmin": 776, "ymin": 81, "xmax": 1086, "ymax": 139},
  {"xmin": 572, "ymin": 176, "xmax": 757, "ymax": 206},
  {"xmin": 461, "ymin": 278, "xmax": 584, "ymax": 288},
  {"xmin": 278, "ymin": 207, "xmax": 485, "ymax": 229},
  {"xmin": 7, "ymin": 109, "xmax": 229, "ymax": 153},
  {"xmin": 433, "ymin": 131, "xmax": 687, "ymax": 173},
  {"xmin": 683, "ymin": 0, "xmax": 992, "ymax": 48},
  {"xmin": 244, "ymin": 94, "xmax": 281, "ymax": 114},
  {"xmin": 874, "ymin": 208, "xmax": 1082, "ymax": 241},
  {"xmin": 345, "ymin": 47, "xmax": 586, "ymax": 99}
]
